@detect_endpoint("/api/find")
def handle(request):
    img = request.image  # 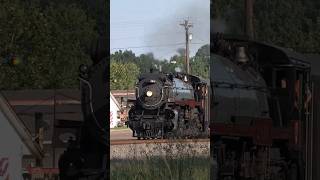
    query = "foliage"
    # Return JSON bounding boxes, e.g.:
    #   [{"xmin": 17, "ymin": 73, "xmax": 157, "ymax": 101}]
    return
[
  {"xmin": 110, "ymin": 44, "xmax": 210, "ymax": 90},
  {"xmin": 254, "ymin": 0, "xmax": 320, "ymax": 53},
  {"xmin": 191, "ymin": 44, "xmax": 210, "ymax": 79},
  {"xmin": 158, "ymin": 59, "xmax": 176, "ymax": 74},
  {"xmin": 211, "ymin": 0, "xmax": 245, "ymax": 35},
  {"xmin": 111, "ymin": 50, "xmax": 137, "ymax": 64},
  {"xmin": 110, "ymin": 61, "xmax": 140, "ymax": 90},
  {"xmin": 136, "ymin": 53, "xmax": 158, "ymax": 74},
  {"xmin": 110, "ymin": 157, "xmax": 209, "ymax": 180},
  {"xmin": 0, "ymin": 0, "xmax": 97, "ymax": 90},
  {"xmin": 213, "ymin": 0, "xmax": 320, "ymax": 53}
]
